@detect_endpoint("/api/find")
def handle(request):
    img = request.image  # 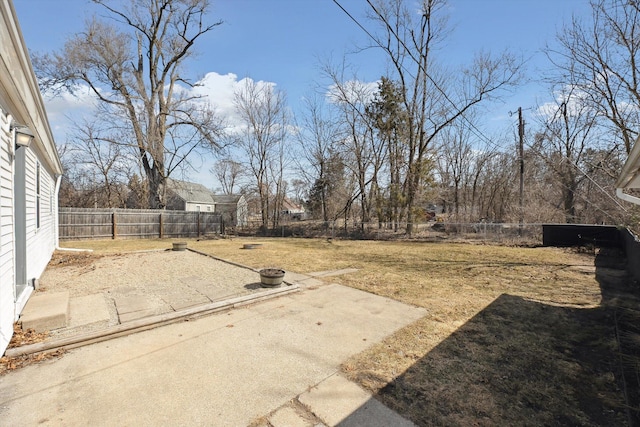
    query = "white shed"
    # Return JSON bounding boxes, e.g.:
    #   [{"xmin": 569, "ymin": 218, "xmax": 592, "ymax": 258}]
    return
[
  {"xmin": 0, "ymin": 0, "xmax": 63, "ymax": 355},
  {"xmin": 213, "ymin": 194, "xmax": 248, "ymax": 227}
]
